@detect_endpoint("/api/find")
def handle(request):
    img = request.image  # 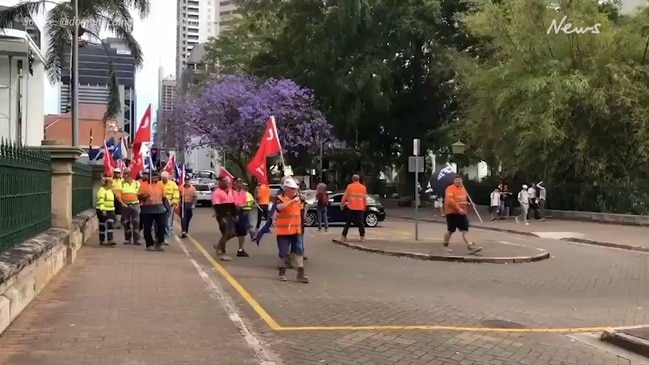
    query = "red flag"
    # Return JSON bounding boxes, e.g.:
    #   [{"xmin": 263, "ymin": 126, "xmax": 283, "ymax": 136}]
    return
[
  {"xmin": 247, "ymin": 143, "xmax": 268, "ymax": 184},
  {"xmin": 219, "ymin": 167, "xmax": 234, "ymax": 180},
  {"xmin": 130, "ymin": 154, "xmax": 144, "ymax": 179},
  {"xmin": 261, "ymin": 116, "xmax": 282, "ymax": 156},
  {"xmin": 103, "ymin": 140, "xmax": 116, "ymax": 176},
  {"xmin": 133, "ymin": 104, "xmax": 152, "ymax": 147},
  {"xmin": 163, "ymin": 152, "xmax": 176, "ymax": 175},
  {"xmin": 179, "ymin": 165, "xmax": 186, "ymax": 186}
]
